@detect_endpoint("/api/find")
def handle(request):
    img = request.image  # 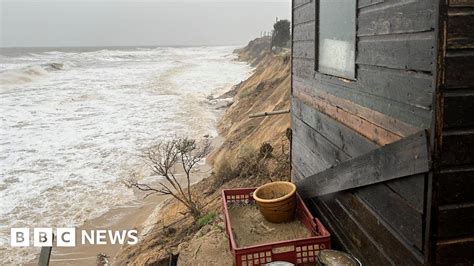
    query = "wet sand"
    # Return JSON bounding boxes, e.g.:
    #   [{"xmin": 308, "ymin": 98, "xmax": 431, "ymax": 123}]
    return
[
  {"xmin": 49, "ymin": 193, "xmax": 165, "ymax": 265},
  {"xmin": 23, "ymin": 94, "xmax": 228, "ymax": 265},
  {"xmin": 26, "ymin": 150, "xmax": 216, "ymax": 266}
]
